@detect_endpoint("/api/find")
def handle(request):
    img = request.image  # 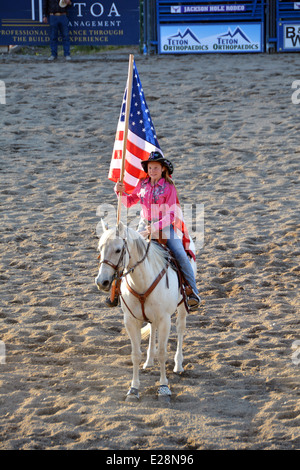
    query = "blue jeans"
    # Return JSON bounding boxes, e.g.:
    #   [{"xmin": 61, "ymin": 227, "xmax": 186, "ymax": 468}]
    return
[
  {"xmin": 137, "ymin": 220, "xmax": 198, "ymax": 294},
  {"xmin": 49, "ymin": 15, "xmax": 70, "ymax": 57}
]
